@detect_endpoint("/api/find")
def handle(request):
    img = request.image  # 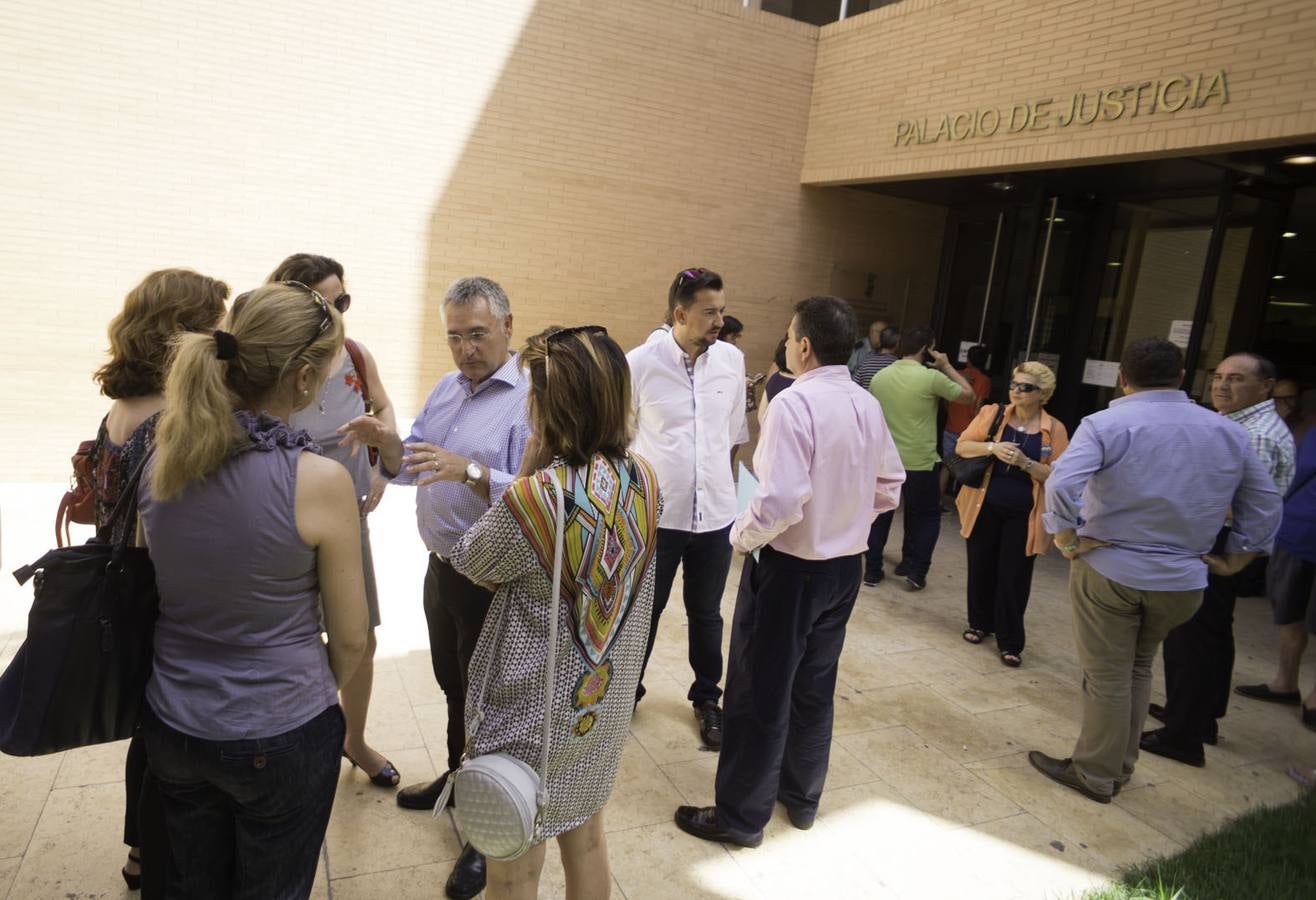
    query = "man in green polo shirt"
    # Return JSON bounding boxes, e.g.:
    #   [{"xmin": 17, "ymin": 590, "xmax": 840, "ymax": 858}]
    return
[{"xmin": 866, "ymin": 325, "xmax": 976, "ymax": 590}]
